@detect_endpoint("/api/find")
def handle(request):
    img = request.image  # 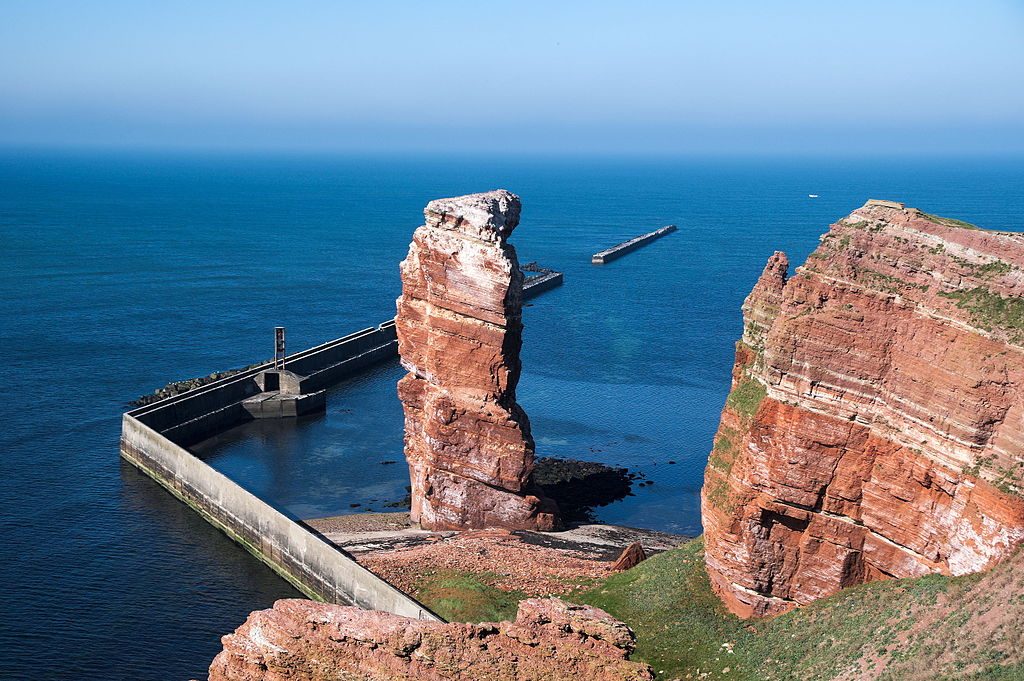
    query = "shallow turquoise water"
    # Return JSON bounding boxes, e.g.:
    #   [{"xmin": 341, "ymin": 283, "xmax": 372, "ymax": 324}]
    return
[{"xmin": 2, "ymin": 151, "xmax": 1021, "ymax": 679}]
